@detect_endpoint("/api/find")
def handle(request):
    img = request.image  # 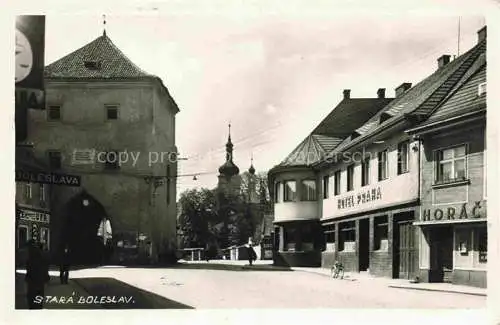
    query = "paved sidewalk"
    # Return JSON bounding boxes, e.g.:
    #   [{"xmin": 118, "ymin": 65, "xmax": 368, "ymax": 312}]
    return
[
  {"xmin": 291, "ymin": 266, "xmax": 487, "ymax": 297},
  {"xmin": 15, "ymin": 270, "xmax": 95, "ymax": 309},
  {"xmin": 183, "ymin": 260, "xmax": 487, "ymax": 297}
]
